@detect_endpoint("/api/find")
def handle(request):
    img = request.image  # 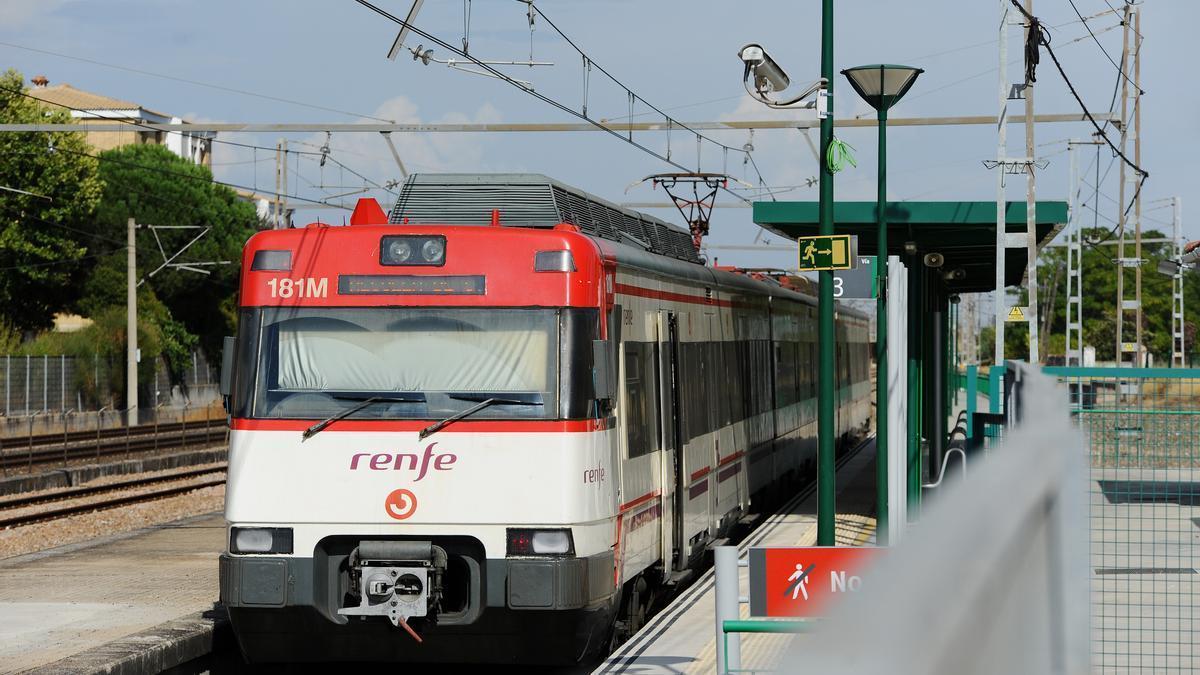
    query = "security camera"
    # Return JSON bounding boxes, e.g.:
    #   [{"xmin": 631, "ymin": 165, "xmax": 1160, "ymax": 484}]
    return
[
  {"xmin": 924, "ymin": 252, "xmax": 945, "ymax": 268},
  {"xmin": 949, "ymin": 294, "xmax": 961, "ymax": 304},
  {"xmin": 738, "ymin": 44, "xmax": 790, "ymax": 94},
  {"xmin": 942, "ymin": 267, "xmax": 966, "ymax": 281}
]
